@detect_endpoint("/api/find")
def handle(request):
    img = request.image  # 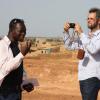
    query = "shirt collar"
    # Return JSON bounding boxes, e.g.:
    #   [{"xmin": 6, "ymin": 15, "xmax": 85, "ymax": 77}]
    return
[
  {"xmin": 3, "ymin": 36, "xmax": 11, "ymax": 46},
  {"xmin": 93, "ymin": 30, "xmax": 100, "ymax": 36}
]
